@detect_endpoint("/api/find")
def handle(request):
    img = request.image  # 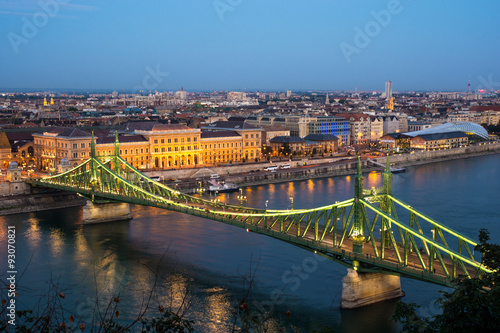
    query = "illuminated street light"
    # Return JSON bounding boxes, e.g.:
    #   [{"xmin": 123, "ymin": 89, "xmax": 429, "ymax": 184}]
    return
[
  {"xmin": 197, "ymin": 181, "xmax": 205, "ymax": 195},
  {"xmin": 237, "ymin": 188, "xmax": 247, "ymax": 205}
]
